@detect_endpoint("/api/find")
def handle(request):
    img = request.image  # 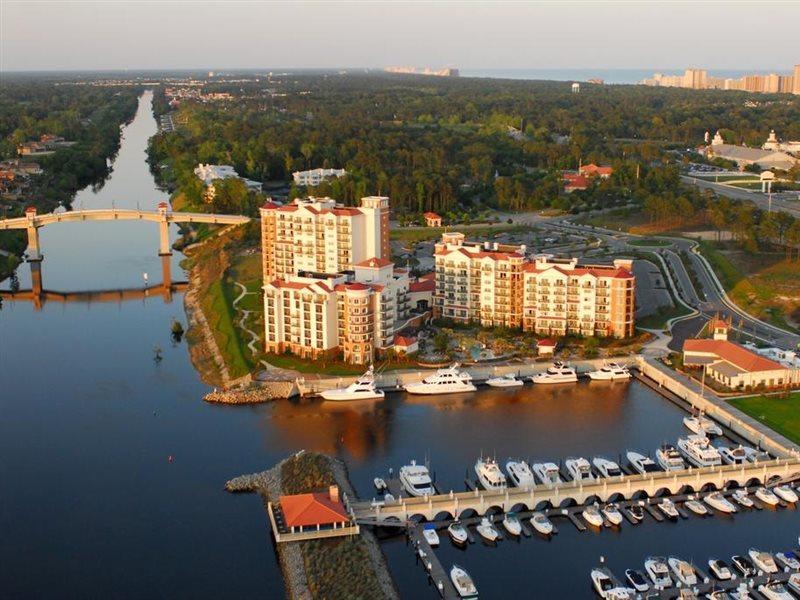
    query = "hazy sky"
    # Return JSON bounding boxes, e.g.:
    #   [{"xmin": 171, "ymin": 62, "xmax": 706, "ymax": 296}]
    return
[{"xmin": 2, "ymin": 1, "xmax": 799, "ymax": 72}]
